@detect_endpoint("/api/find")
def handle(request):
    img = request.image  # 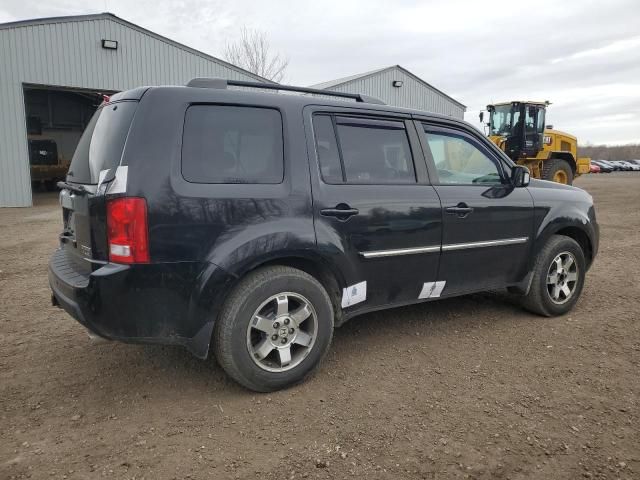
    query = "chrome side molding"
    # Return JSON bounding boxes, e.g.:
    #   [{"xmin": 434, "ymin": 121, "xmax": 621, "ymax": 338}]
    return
[
  {"xmin": 441, "ymin": 237, "xmax": 528, "ymax": 252},
  {"xmin": 361, "ymin": 237, "xmax": 528, "ymax": 258},
  {"xmin": 361, "ymin": 245, "xmax": 440, "ymax": 258}
]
